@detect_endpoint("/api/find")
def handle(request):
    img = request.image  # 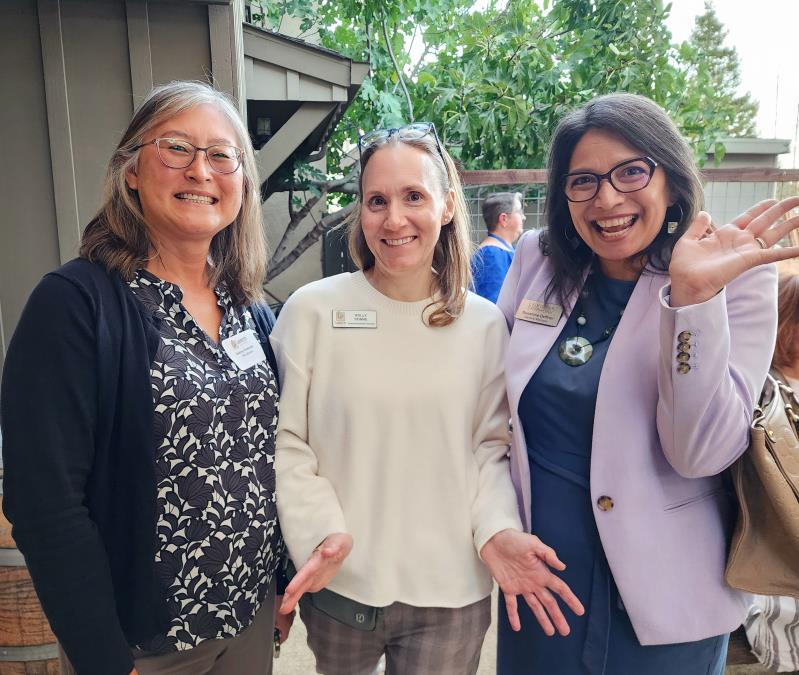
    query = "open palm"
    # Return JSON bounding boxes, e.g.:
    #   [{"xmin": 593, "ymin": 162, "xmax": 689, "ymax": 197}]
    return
[
  {"xmin": 481, "ymin": 529, "xmax": 584, "ymax": 636},
  {"xmin": 669, "ymin": 197, "xmax": 799, "ymax": 307}
]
